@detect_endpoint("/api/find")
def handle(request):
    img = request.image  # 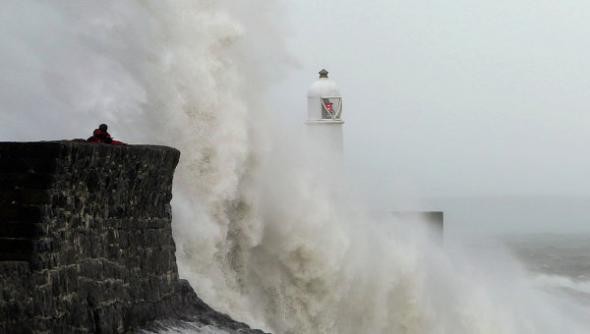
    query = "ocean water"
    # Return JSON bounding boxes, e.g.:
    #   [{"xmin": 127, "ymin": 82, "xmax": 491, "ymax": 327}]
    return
[{"xmin": 506, "ymin": 234, "xmax": 590, "ymax": 306}]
